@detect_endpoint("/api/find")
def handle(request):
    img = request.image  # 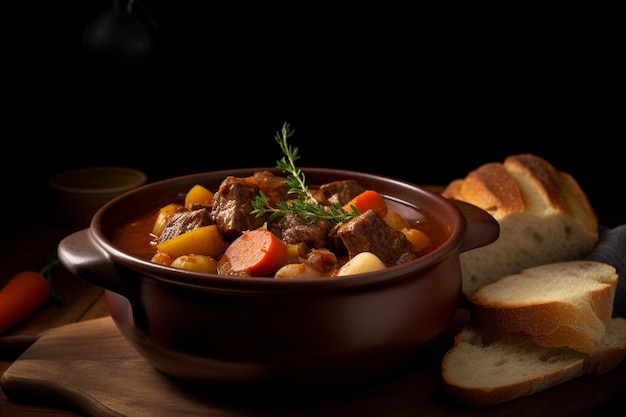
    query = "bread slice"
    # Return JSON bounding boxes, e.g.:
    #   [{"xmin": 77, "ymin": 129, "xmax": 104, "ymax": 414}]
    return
[
  {"xmin": 441, "ymin": 326, "xmax": 587, "ymax": 407},
  {"xmin": 469, "ymin": 260, "xmax": 618, "ymax": 353},
  {"xmin": 441, "ymin": 318, "xmax": 626, "ymax": 407},
  {"xmin": 585, "ymin": 316, "xmax": 626, "ymax": 374},
  {"xmin": 442, "ymin": 154, "xmax": 598, "ymax": 296}
]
